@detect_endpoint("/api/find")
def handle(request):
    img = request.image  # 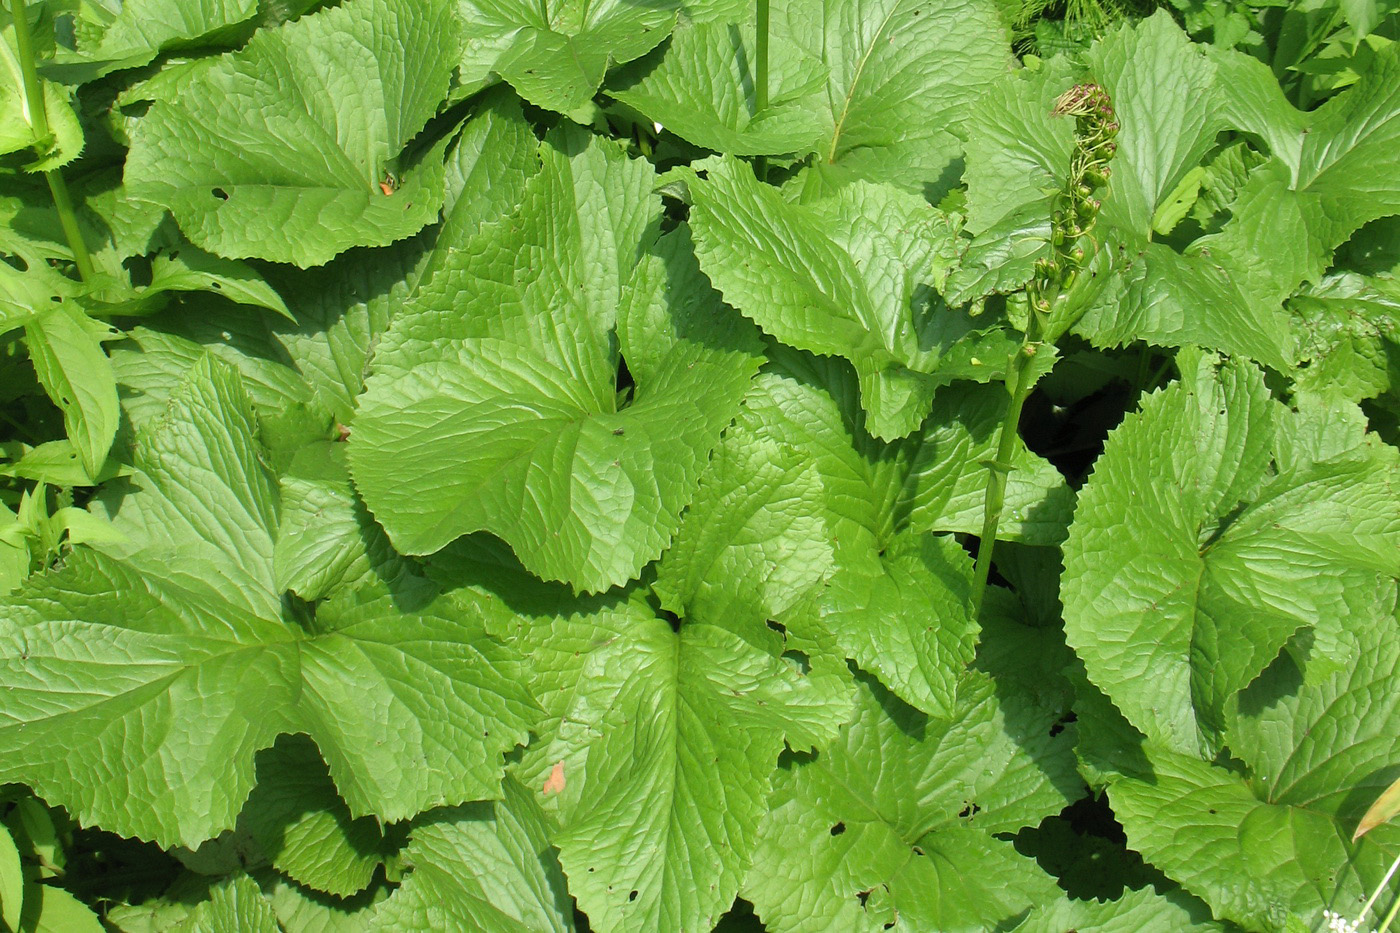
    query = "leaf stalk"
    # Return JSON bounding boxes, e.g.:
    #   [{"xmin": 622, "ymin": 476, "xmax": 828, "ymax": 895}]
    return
[{"xmin": 10, "ymin": 0, "xmax": 95, "ymax": 283}]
